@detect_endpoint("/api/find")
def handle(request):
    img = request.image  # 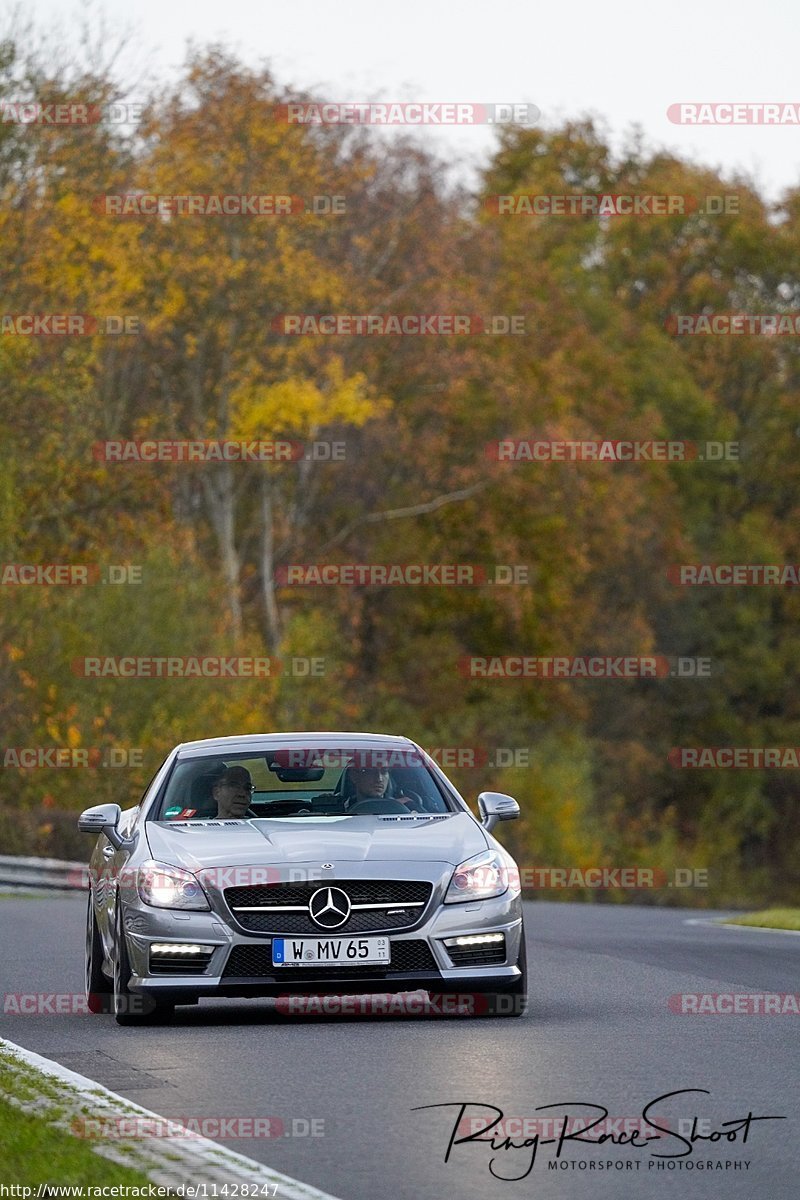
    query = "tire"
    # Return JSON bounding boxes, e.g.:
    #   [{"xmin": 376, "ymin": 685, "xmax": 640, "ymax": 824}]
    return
[
  {"xmin": 86, "ymin": 891, "xmax": 113, "ymax": 1014},
  {"xmin": 429, "ymin": 925, "xmax": 528, "ymax": 1018},
  {"xmin": 113, "ymin": 899, "xmax": 174, "ymax": 1025}
]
